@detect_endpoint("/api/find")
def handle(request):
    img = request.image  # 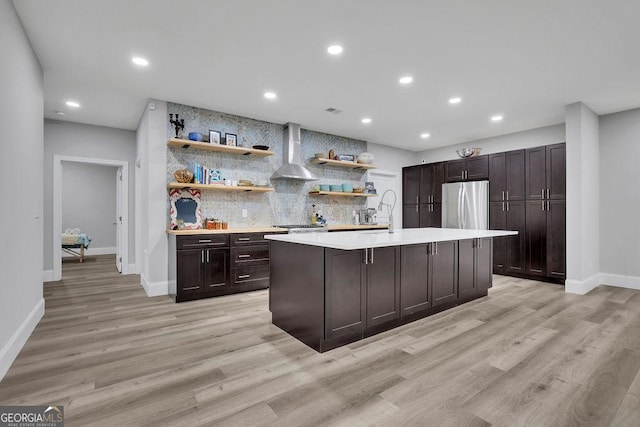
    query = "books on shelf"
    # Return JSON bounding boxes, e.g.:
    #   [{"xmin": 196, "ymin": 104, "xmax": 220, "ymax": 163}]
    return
[{"xmin": 192, "ymin": 162, "xmax": 222, "ymax": 185}]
